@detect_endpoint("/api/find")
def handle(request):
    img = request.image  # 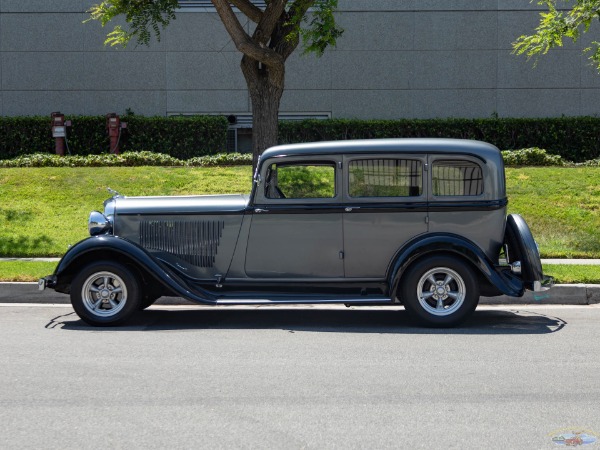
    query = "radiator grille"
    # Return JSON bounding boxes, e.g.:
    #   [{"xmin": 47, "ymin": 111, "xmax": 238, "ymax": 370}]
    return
[{"xmin": 140, "ymin": 220, "xmax": 225, "ymax": 267}]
